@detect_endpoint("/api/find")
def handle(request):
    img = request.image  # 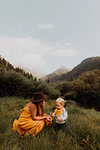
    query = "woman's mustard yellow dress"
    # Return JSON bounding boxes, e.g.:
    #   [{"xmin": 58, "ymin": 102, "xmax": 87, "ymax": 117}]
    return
[{"xmin": 13, "ymin": 103, "xmax": 51, "ymax": 136}]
